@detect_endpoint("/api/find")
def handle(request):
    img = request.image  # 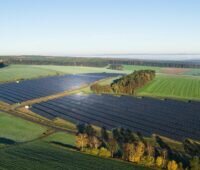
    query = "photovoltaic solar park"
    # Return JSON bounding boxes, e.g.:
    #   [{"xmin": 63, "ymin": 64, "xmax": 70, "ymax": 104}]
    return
[
  {"xmin": 1, "ymin": 72, "xmax": 200, "ymax": 142},
  {"xmin": 1, "ymin": 64, "xmax": 200, "ymax": 170},
  {"xmin": 30, "ymin": 94, "xmax": 200, "ymax": 141},
  {"xmin": 0, "ymin": 73, "xmax": 121, "ymax": 104}
]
